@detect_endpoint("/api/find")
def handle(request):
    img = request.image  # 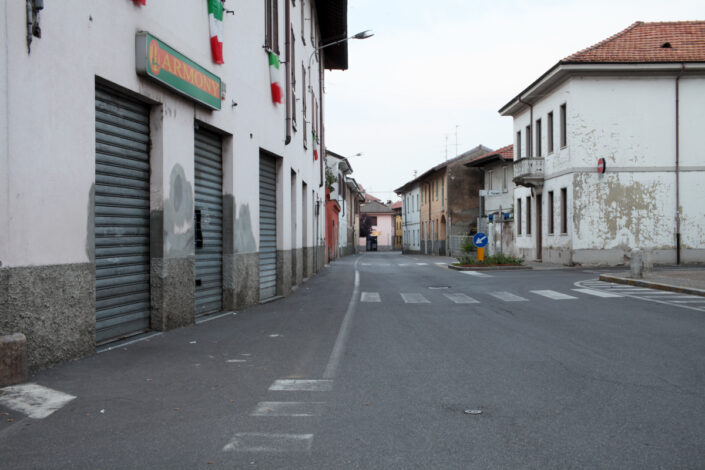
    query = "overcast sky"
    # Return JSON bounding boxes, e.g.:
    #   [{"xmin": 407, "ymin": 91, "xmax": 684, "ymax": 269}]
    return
[{"xmin": 324, "ymin": 0, "xmax": 704, "ymax": 202}]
